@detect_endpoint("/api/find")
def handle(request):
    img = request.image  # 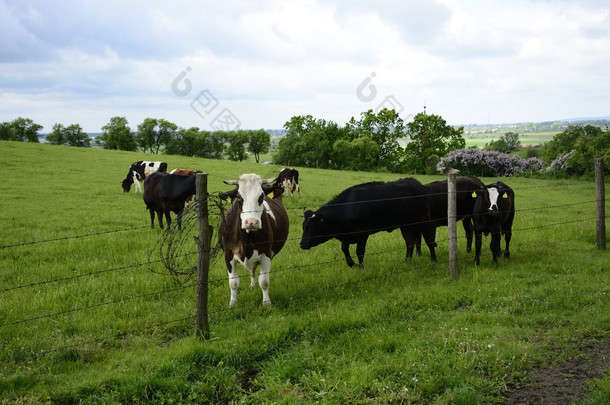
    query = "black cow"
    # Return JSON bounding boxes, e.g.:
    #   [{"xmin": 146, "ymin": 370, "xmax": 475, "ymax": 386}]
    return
[
  {"xmin": 219, "ymin": 174, "xmax": 289, "ymax": 307},
  {"xmin": 472, "ymin": 181, "xmax": 515, "ymax": 265},
  {"xmin": 122, "ymin": 161, "xmax": 167, "ymax": 192},
  {"xmin": 273, "ymin": 168, "xmax": 300, "ymax": 198},
  {"xmin": 142, "ymin": 172, "xmax": 196, "ymax": 229},
  {"xmin": 300, "ymin": 178, "xmax": 437, "ymax": 267},
  {"xmin": 418, "ymin": 176, "xmax": 486, "ymax": 254}
]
